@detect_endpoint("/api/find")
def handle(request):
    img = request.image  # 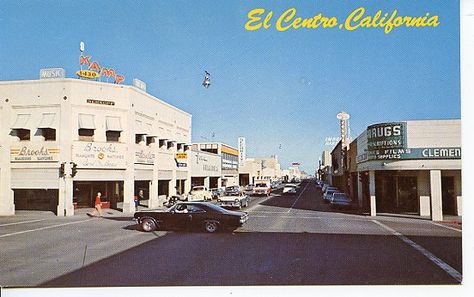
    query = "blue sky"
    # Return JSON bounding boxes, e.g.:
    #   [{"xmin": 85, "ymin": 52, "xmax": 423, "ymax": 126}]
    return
[{"xmin": 0, "ymin": 0, "xmax": 460, "ymax": 173}]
